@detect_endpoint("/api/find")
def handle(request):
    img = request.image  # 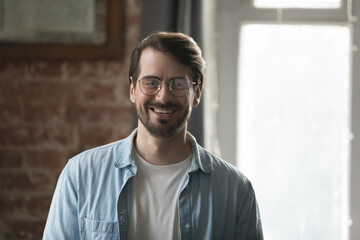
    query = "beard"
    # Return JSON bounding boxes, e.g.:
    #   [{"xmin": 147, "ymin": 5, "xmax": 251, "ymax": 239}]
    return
[{"xmin": 136, "ymin": 101, "xmax": 191, "ymax": 138}]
